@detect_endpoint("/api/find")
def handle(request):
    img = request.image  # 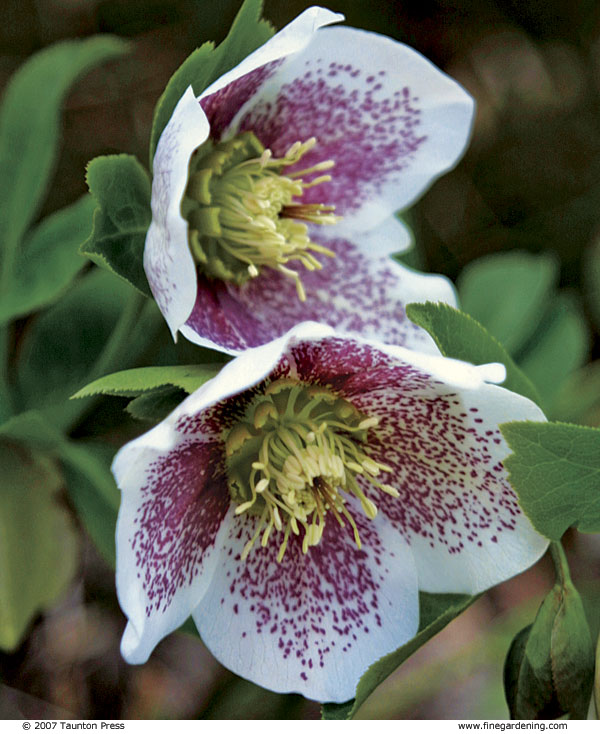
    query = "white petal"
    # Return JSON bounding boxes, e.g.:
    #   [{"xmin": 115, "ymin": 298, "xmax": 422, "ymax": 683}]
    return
[
  {"xmin": 401, "ymin": 380, "xmax": 550, "ymax": 593},
  {"xmin": 114, "ymin": 424, "xmax": 231, "ymax": 663},
  {"xmin": 192, "ymin": 507, "xmax": 419, "ymax": 703},
  {"xmin": 348, "ymin": 215, "xmax": 413, "ymax": 258},
  {"xmin": 280, "ymin": 334, "xmax": 549, "ymax": 594},
  {"xmin": 228, "ymin": 25, "xmax": 475, "ymax": 232},
  {"xmin": 199, "ymin": 7, "xmax": 344, "ymax": 101},
  {"xmin": 181, "ymin": 238, "xmax": 456, "ymax": 354},
  {"xmin": 144, "ymin": 87, "xmax": 209, "ymax": 337},
  {"xmin": 177, "ymin": 321, "xmax": 335, "ymax": 407}
]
